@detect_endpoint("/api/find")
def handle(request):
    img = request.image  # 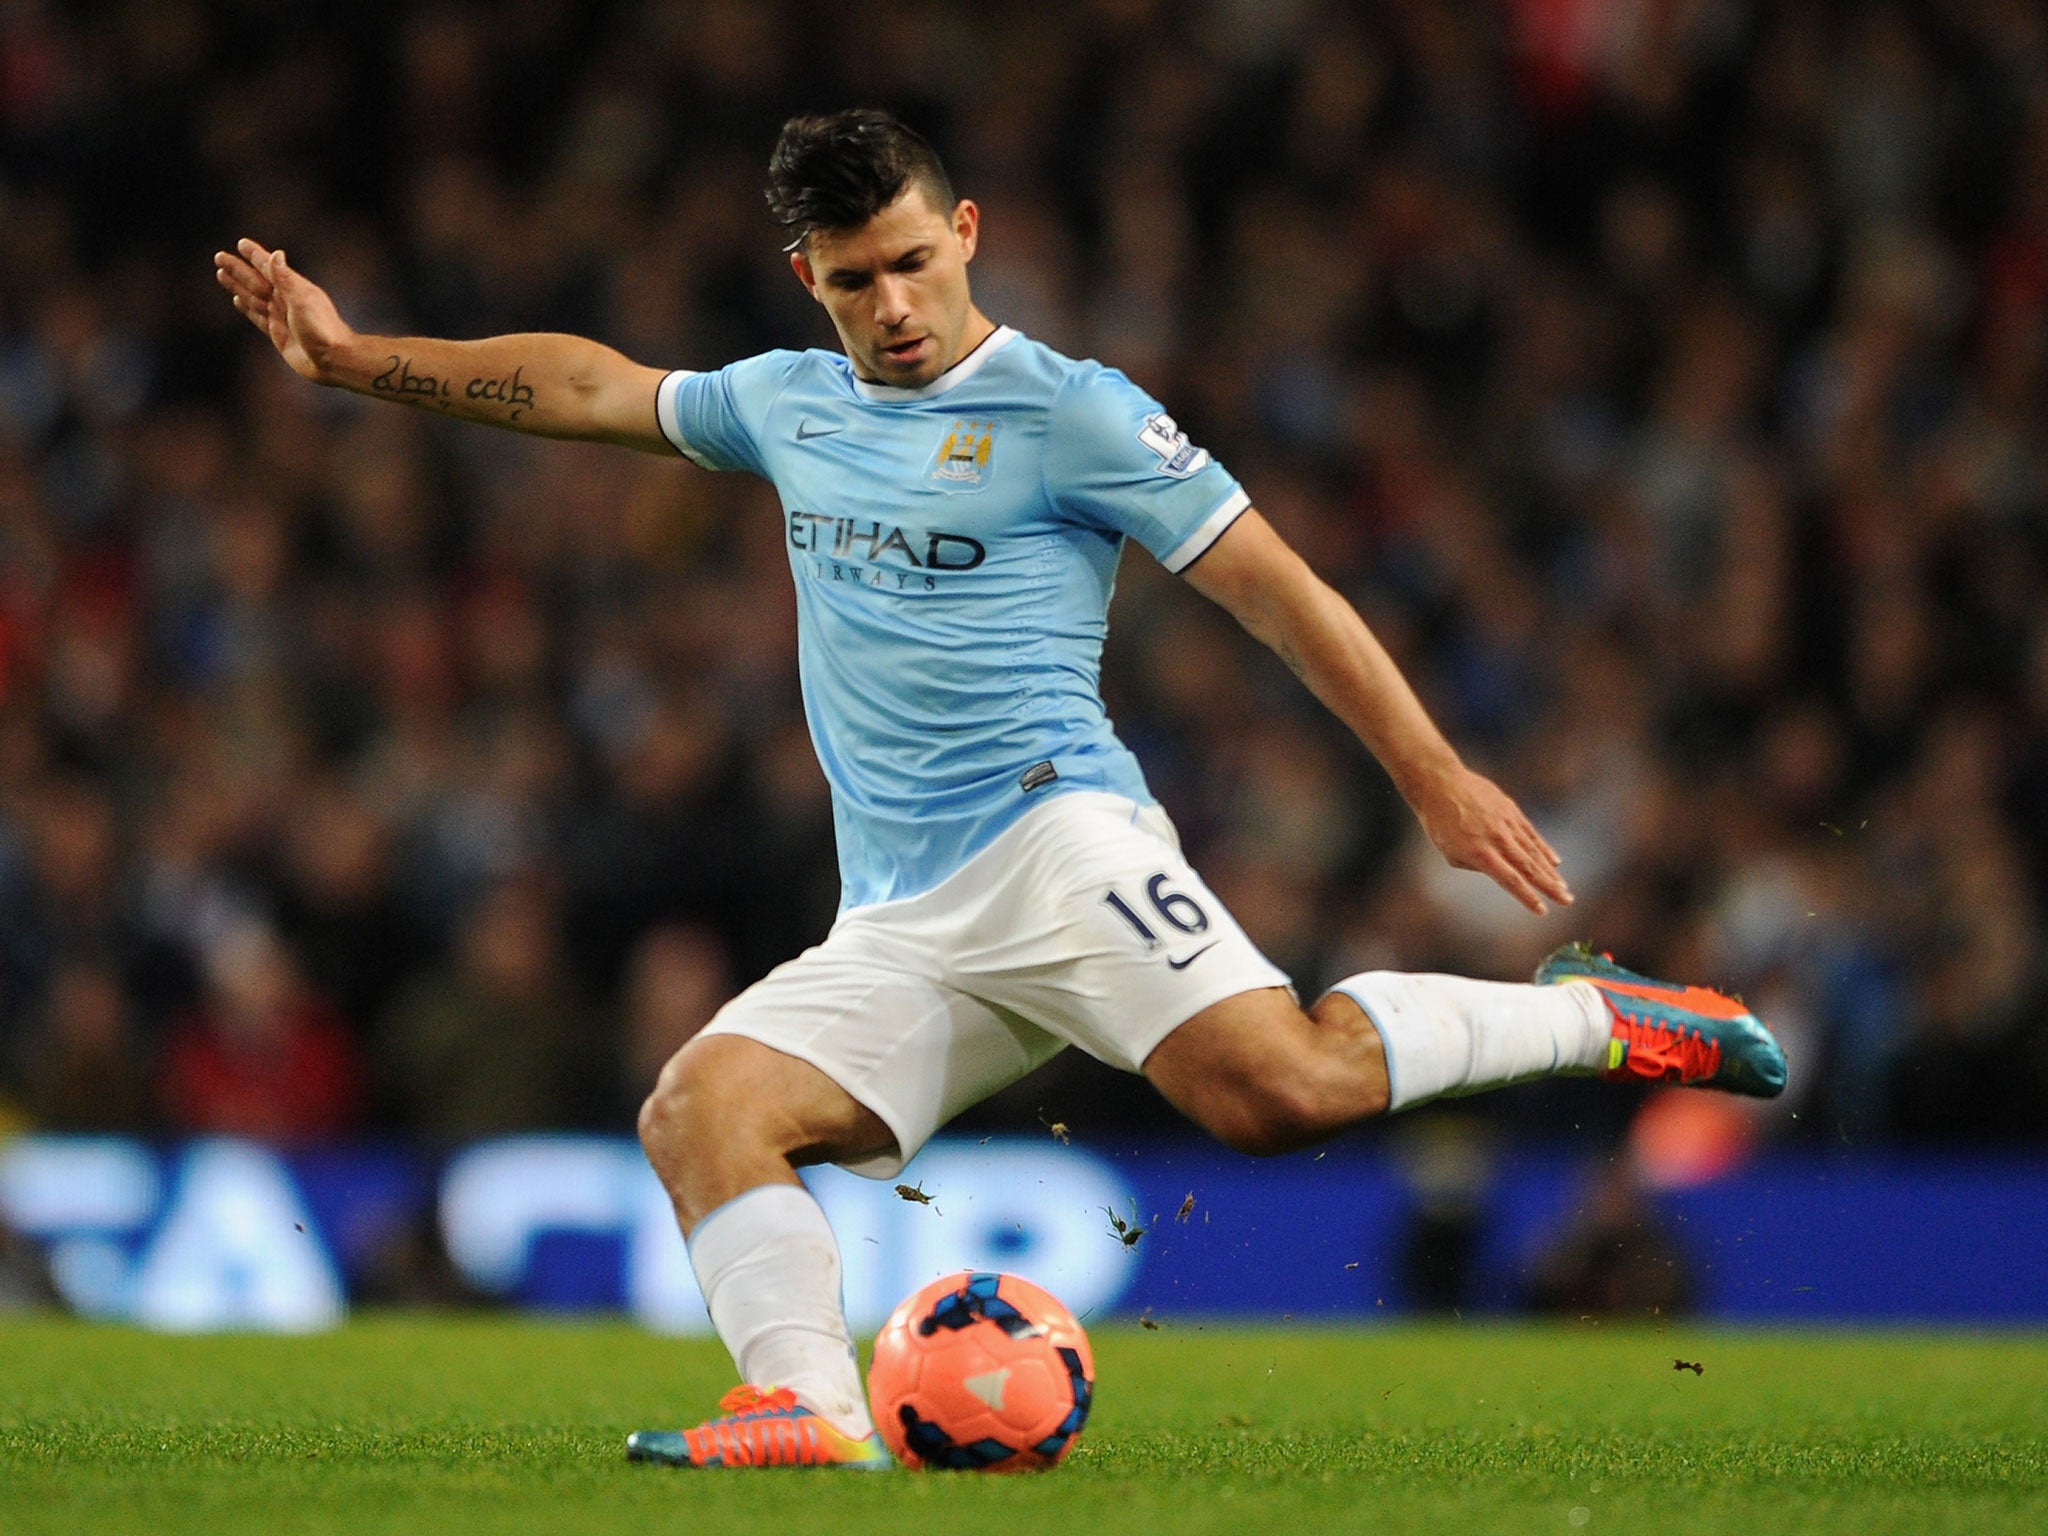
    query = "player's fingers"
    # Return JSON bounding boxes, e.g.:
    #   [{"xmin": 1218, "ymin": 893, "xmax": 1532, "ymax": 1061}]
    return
[
  {"xmin": 215, "ymin": 251, "xmax": 272, "ymax": 304},
  {"xmin": 1510, "ymin": 821, "xmax": 1572, "ymax": 903},
  {"xmin": 1483, "ymin": 849, "xmax": 1548, "ymax": 915},
  {"xmin": 267, "ymin": 249, "xmax": 318, "ymax": 320},
  {"xmin": 1488, "ymin": 793, "xmax": 1554, "ymax": 863},
  {"xmin": 1492, "ymin": 800, "xmax": 1557, "ymax": 868},
  {"xmin": 1500, "ymin": 845, "xmax": 1553, "ymax": 912},
  {"xmin": 1460, "ymin": 837, "xmax": 1540, "ymax": 913},
  {"xmin": 1528, "ymin": 853, "xmax": 1572, "ymax": 906},
  {"xmin": 231, "ymin": 240, "xmax": 276, "ymax": 283},
  {"xmin": 218, "ymin": 265, "xmax": 265, "ymax": 307},
  {"xmin": 1491, "ymin": 815, "xmax": 1567, "ymax": 901},
  {"xmin": 226, "ymin": 289, "xmax": 273, "ymax": 333},
  {"xmin": 1508, "ymin": 813, "xmax": 1558, "ymax": 868},
  {"xmin": 217, "ymin": 268, "xmax": 268, "ymax": 312}
]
